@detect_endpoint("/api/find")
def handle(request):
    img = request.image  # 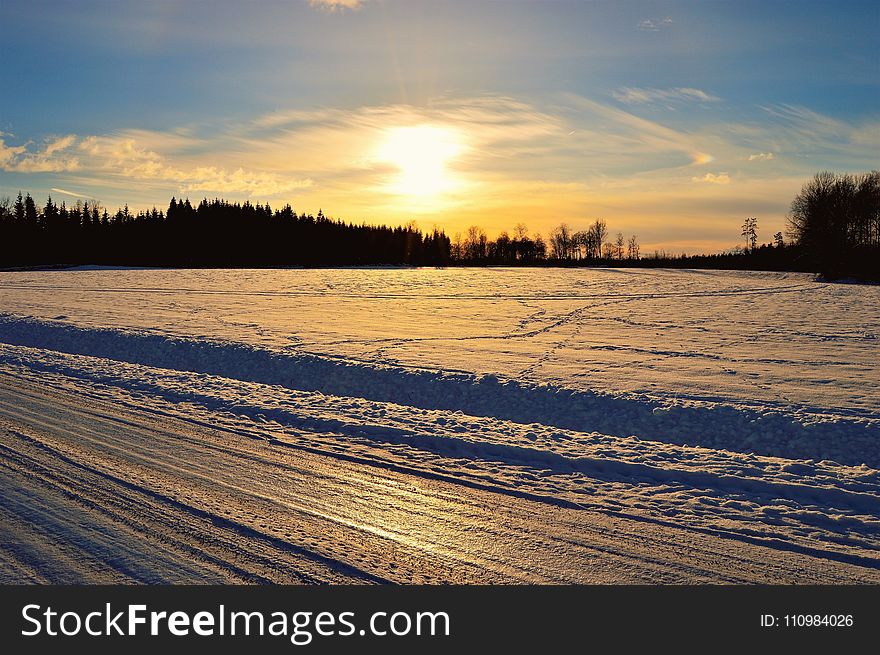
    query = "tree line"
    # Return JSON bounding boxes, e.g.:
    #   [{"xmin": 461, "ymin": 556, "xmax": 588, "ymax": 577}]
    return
[
  {"xmin": 1, "ymin": 169, "xmax": 877, "ymax": 277},
  {"xmin": 448, "ymin": 220, "xmax": 641, "ymax": 264},
  {"xmin": 0, "ymin": 192, "xmax": 641, "ymax": 268},
  {"xmin": 0, "ymin": 195, "xmax": 451, "ymax": 267}
]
